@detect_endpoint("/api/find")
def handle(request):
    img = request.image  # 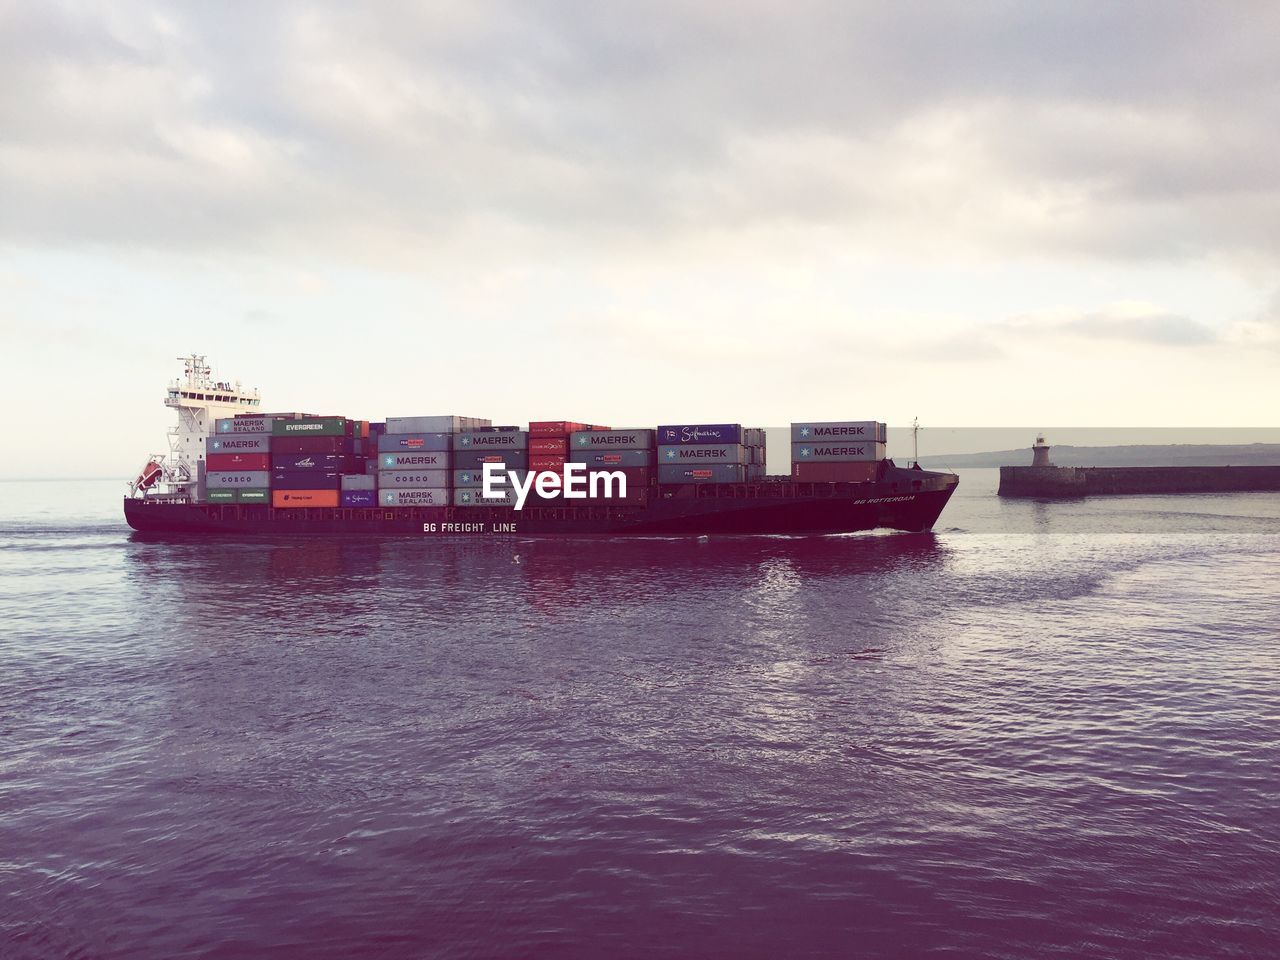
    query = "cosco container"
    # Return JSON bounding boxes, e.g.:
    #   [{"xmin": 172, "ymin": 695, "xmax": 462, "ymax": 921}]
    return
[
  {"xmin": 340, "ymin": 490, "xmax": 377, "ymax": 507},
  {"xmin": 376, "ymin": 432, "xmax": 452, "ymax": 453},
  {"xmin": 271, "ymin": 470, "xmax": 341, "ymax": 490},
  {"xmin": 377, "ymin": 469, "xmax": 450, "ymax": 489},
  {"xmin": 454, "ymin": 469, "xmax": 528, "ymax": 488},
  {"xmin": 207, "ymin": 435, "xmax": 270, "ymax": 455},
  {"xmin": 272, "ymin": 490, "xmax": 340, "ymax": 508},
  {"xmin": 656, "ymin": 424, "xmax": 742, "ymax": 445},
  {"xmin": 658, "ymin": 444, "xmax": 746, "ymax": 464},
  {"xmin": 791, "ymin": 441, "xmax": 885, "ymax": 462},
  {"xmin": 569, "ymin": 449, "xmax": 656, "ymax": 468},
  {"xmin": 270, "ymin": 453, "xmax": 351, "ymax": 471},
  {"xmin": 272, "ymin": 417, "xmax": 348, "ymax": 437},
  {"xmin": 385, "ymin": 416, "xmax": 490, "ymax": 434},
  {"xmin": 206, "ymin": 453, "xmax": 270, "ymax": 471},
  {"xmin": 657, "ymin": 464, "xmax": 747, "ymax": 484},
  {"xmin": 452, "ymin": 431, "xmax": 528, "ymax": 451},
  {"xmin": 340, "ymin": 474, "xmax": 376, "ymax": 491},
  {"xmin": 378, "ymin": 451, "xmax": 450, "ymax": 470},
  {"xmin": 453, "ymin": 488, "xmax": 519, "ymax": 507},
  {"xmin": 790, "ymin": 421, "xmax": 886, "ymax": 443},
  {"xmin": 529, "ymin": 436, "xmax": 568, "ymax": 454},
  {"xmin": 215, "ymin": 417, "xmax": 273, "ymax": 435},
  {"xmin": 569, "ymin": 429, "xmax": 654, "ymax": 450},
  {"xmin": 206, "ymin": 471, "xmax": 271, "ymax": 488},
  {"xmin": 453, "ymin": 450, "xmax": 529, "ymax": 471},
  {"xmin": 379, "ymin": 488, "xmax": 449, "ymax": 507}
]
